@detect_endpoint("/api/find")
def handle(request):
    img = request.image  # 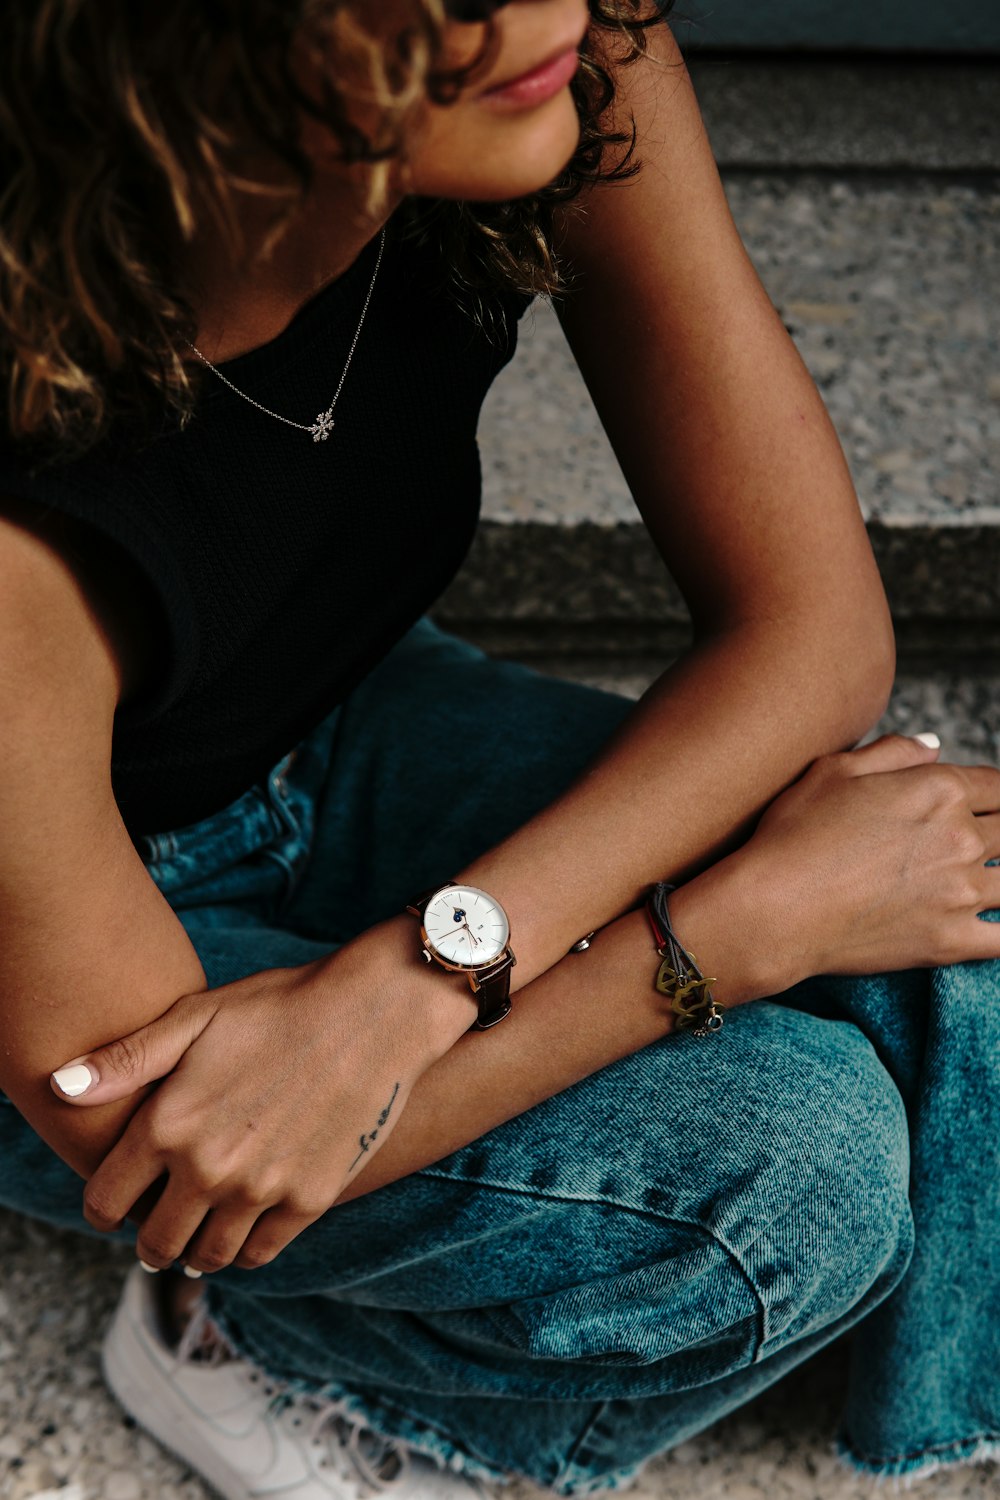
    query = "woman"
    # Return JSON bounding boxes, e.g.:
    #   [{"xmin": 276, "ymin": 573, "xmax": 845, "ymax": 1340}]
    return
[{"xmin": 1, "ymin": 2, "xmax": 997, "ymax": 1497}]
